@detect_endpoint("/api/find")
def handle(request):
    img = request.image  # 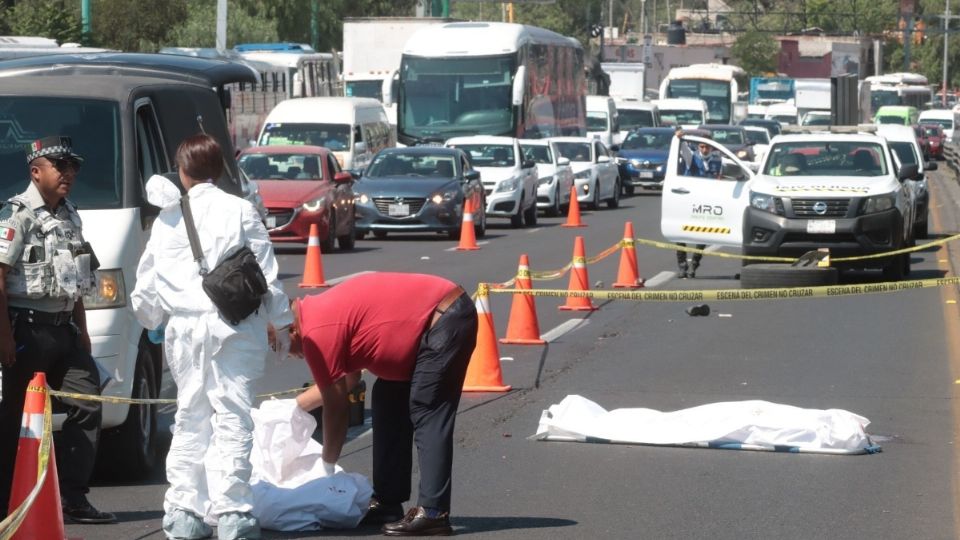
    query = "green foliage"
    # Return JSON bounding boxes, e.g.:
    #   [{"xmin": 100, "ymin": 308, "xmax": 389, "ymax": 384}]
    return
[
  {"xmin": 93, "ymin": 0, "xmax": 188, "ymax": 51},
  {"xmin": 163, "ymin": 0, "xmax": 279, "ymax": 49},
  {"xmin": 731, "ymin": 30, "xmax": 779, "ymax": 76},
  {"xmin": 7, "ymin": 0, "xmax": 82, "ymax": 44}
]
